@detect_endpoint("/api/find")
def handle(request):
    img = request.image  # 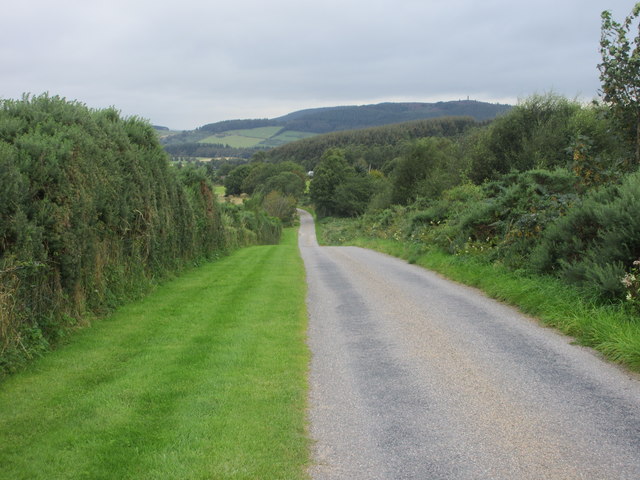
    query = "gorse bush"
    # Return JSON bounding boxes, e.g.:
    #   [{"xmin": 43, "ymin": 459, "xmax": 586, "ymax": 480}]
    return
[
  {"xmin": 394, "ymin": 169, "xmax": 578, "ymax": 263},
  {"xmin": 318, "ymin": 160, "xmax": 640, "ymax": 303},
  {"xmin": 531, "ymin": 171, "xmax": 640, "ymax": 298},
  {"xmin": 0, "ymin": 94, "xmax": 280, "ymax": 375}
]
